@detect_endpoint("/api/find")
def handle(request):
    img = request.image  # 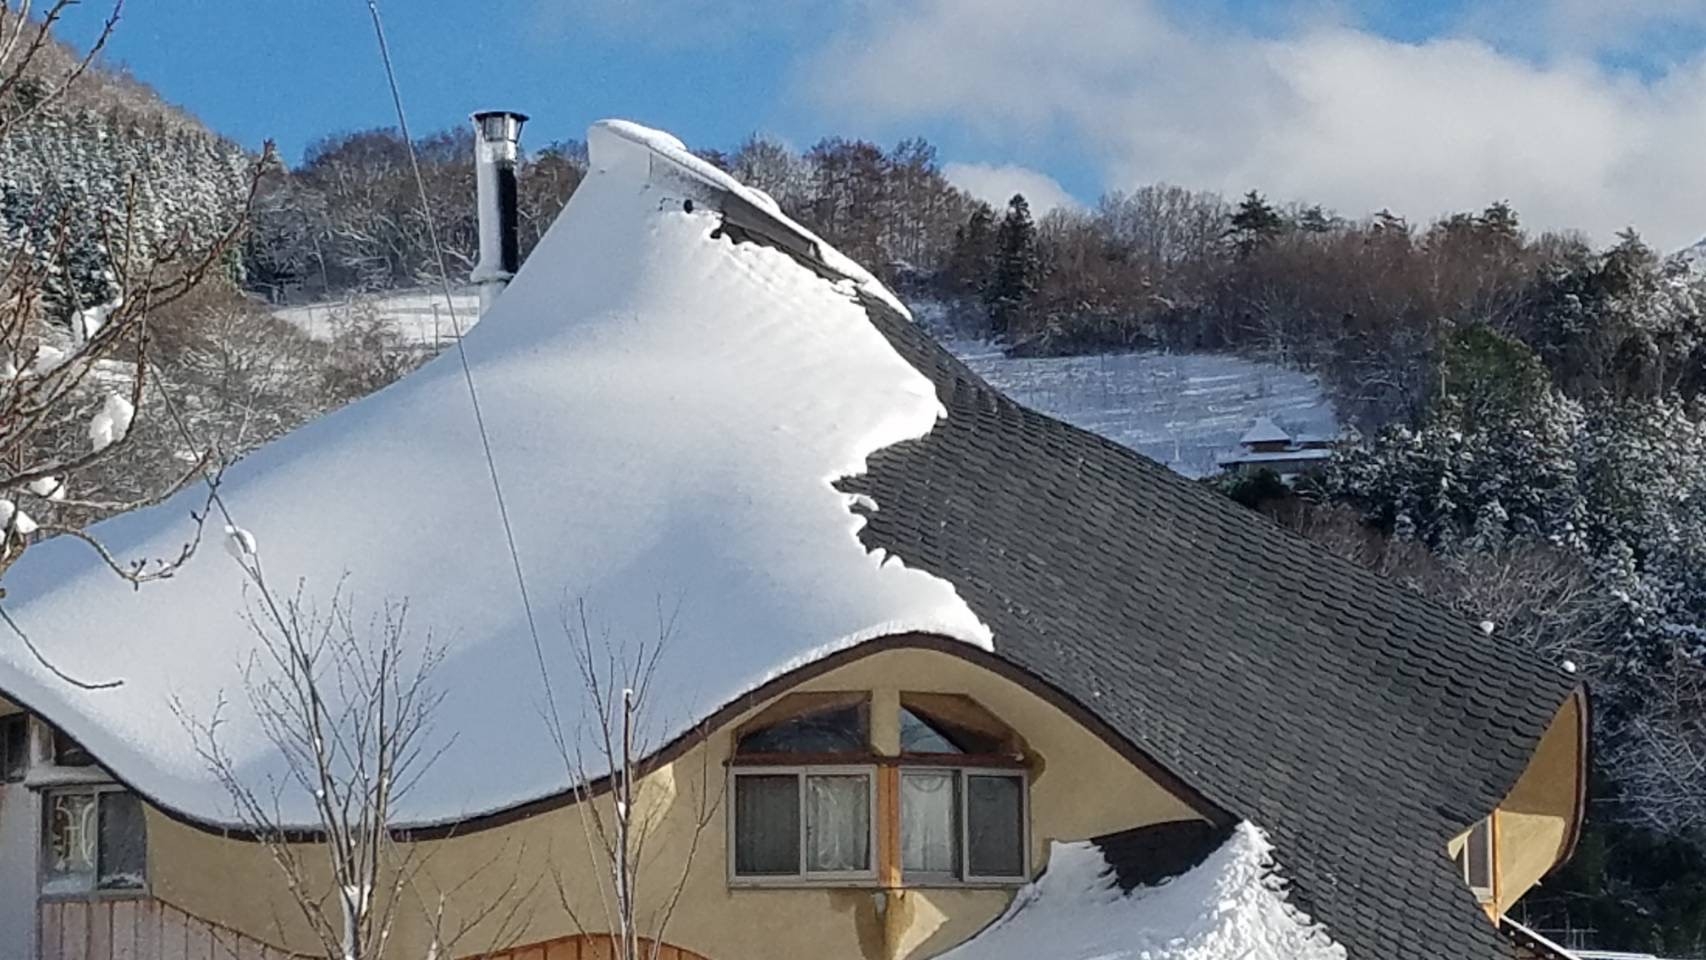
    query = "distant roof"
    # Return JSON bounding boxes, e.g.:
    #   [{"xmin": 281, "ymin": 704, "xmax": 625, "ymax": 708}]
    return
[
  {"xmin": 1241, "ymin": 416, "xmax": 1293, "ymax": 445},
  {"xmin": 1217, "ymin": 447, "xmax": 1336, "ymax": 465}
]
